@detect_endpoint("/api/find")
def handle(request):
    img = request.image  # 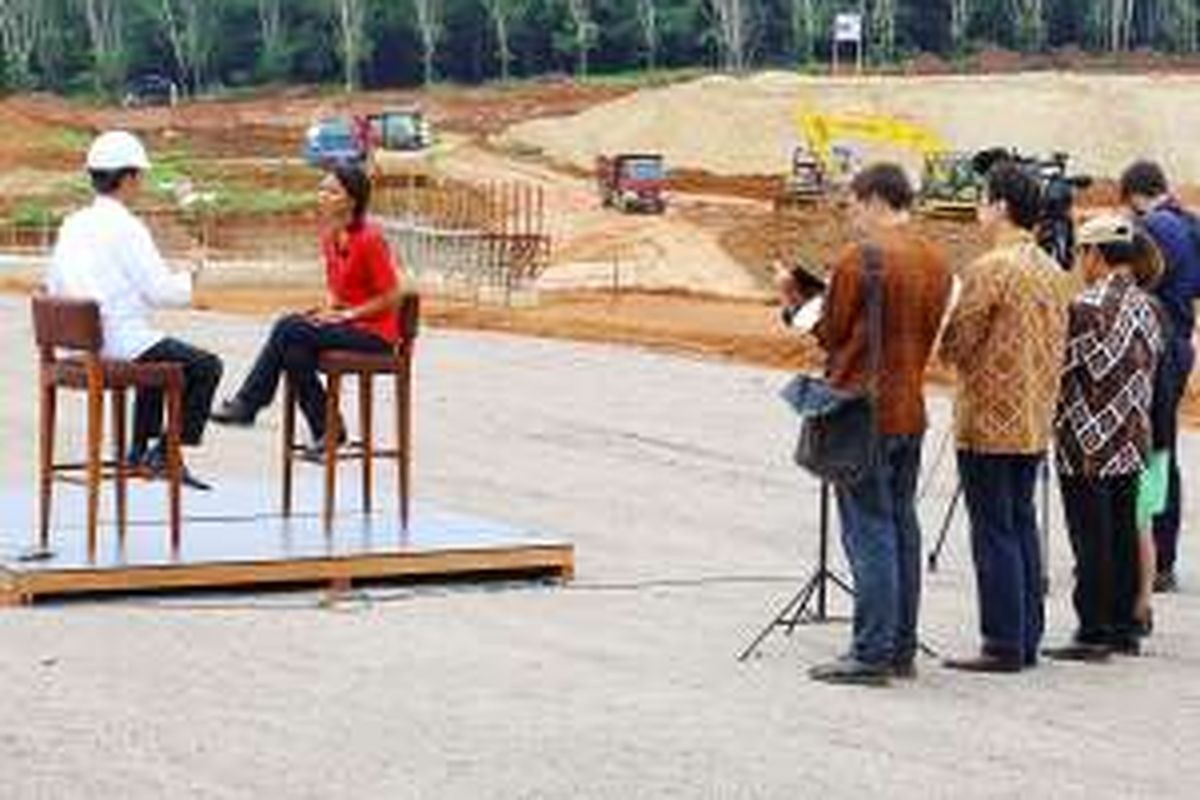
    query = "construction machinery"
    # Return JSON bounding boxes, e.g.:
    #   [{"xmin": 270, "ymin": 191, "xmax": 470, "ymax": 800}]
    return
[
  {"xmin": 367, "ymin": 107, "xmax": 435, "ymax": 183},
  {"xmin": 918, "ymin": 151, "xmax": 984, "ymax": 219},
  {"xmin": 776, "ymin": 147, "xmax": 828, "ymax": 208},
  {"xmin": 304, "ymin": 107, "xmax": 435, "ymax": 183},
  {"xmin": 303, "ymin": 116, "xmax": 363, "ymax": 169},
  {"xmin": 596, "ymin": 153, "xmax": 667, "ymax": 214},
  {"xmin": 774, "ymin": 109, "xmax": 983, "ymax": 219}
]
